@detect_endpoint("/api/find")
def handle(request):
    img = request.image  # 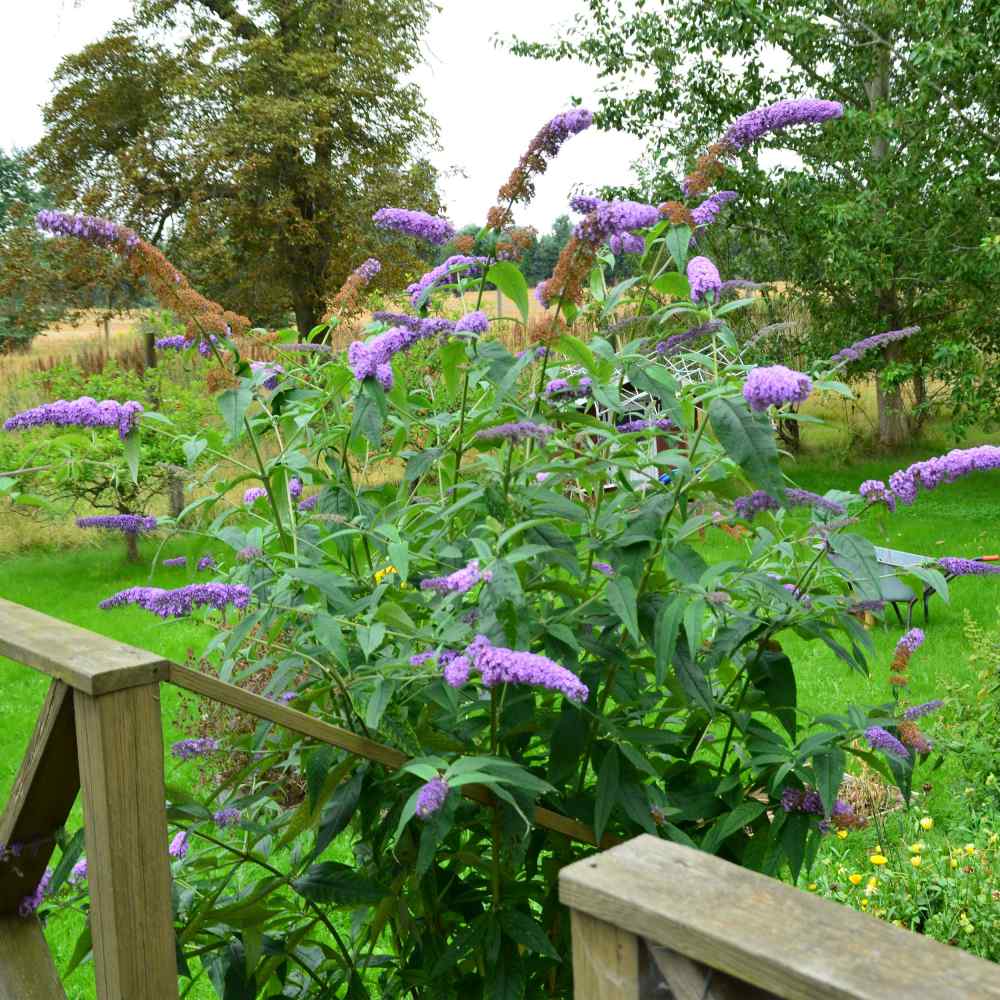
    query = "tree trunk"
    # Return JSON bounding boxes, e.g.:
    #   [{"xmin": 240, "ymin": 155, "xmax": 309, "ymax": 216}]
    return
[
  {"xmin": 292, "ymin": 288, "xmax": 322, "ymax": 339},
  {"xmin": 103, "ymin": 316, "xmax": 110, "ymax": 343},
  {"xmin": 166, "ymin": 466, "xmax": 185, "ymax": 518},
  {"xmin": 143, "ymin": 332, "xmax": 157, "ymax": 369},
  {"xmin": 124, "ymin": 531, "xmax": 140, "ymax": 563}
]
